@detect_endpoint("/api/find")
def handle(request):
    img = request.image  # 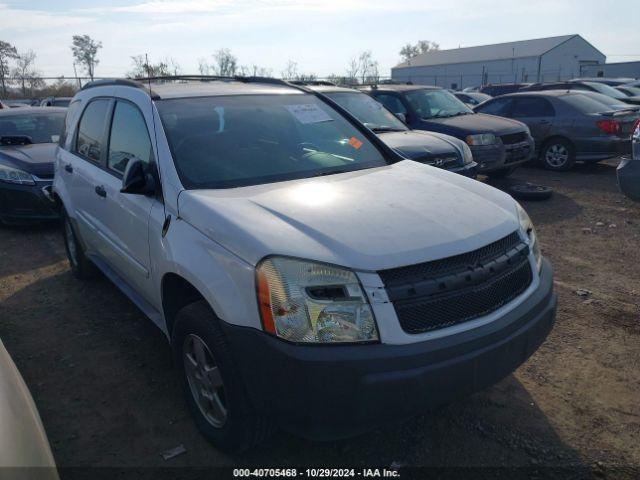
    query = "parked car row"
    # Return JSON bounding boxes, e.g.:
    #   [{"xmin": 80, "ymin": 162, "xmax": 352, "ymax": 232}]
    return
[{"xmin": 0, "ymin": 97, "xmax": 72, "ymax": 108}]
